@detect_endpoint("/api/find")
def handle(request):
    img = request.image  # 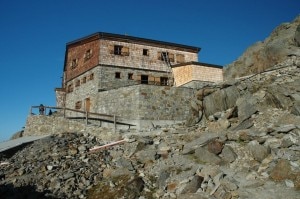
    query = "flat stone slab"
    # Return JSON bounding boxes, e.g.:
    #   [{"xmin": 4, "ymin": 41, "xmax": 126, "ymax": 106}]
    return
[{"xmin": 0, "ymin": 135, "xmax": 50, "ymax": 153}]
